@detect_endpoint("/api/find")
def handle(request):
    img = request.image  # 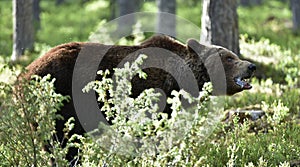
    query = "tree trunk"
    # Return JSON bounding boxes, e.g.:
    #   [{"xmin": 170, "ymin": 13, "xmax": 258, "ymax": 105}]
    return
[
  {"xmin": 110, "ymin": 0, "xmax": 116, "ymax": 20},
  {"xmin": 156, "ymin": 0, "xmax": 176, "ymax": 37},
  {"xmin": 117, "ymin": 0, "xmax": 137, "ymax": 37},
  {"xmin": 12, "ymin": 0, "xmax": 35, "ymax": 61},
  {"xmin": 291, "ymin": 0, "xmax": 300, "ymax": 32},
  {"xmin": 33, "ymin": 0, "xmax": 40, "ymax": 30},
  {"xmin": 56, "ymin": 0, "xmax": 64, "ymax": 6},
  {"xmin": 201, "ymin": 0, "xmax": 240, "ymax": 55},
  {"xmin": 240, "ymin": 0, "xmax": 261, "ymax": 6}
]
